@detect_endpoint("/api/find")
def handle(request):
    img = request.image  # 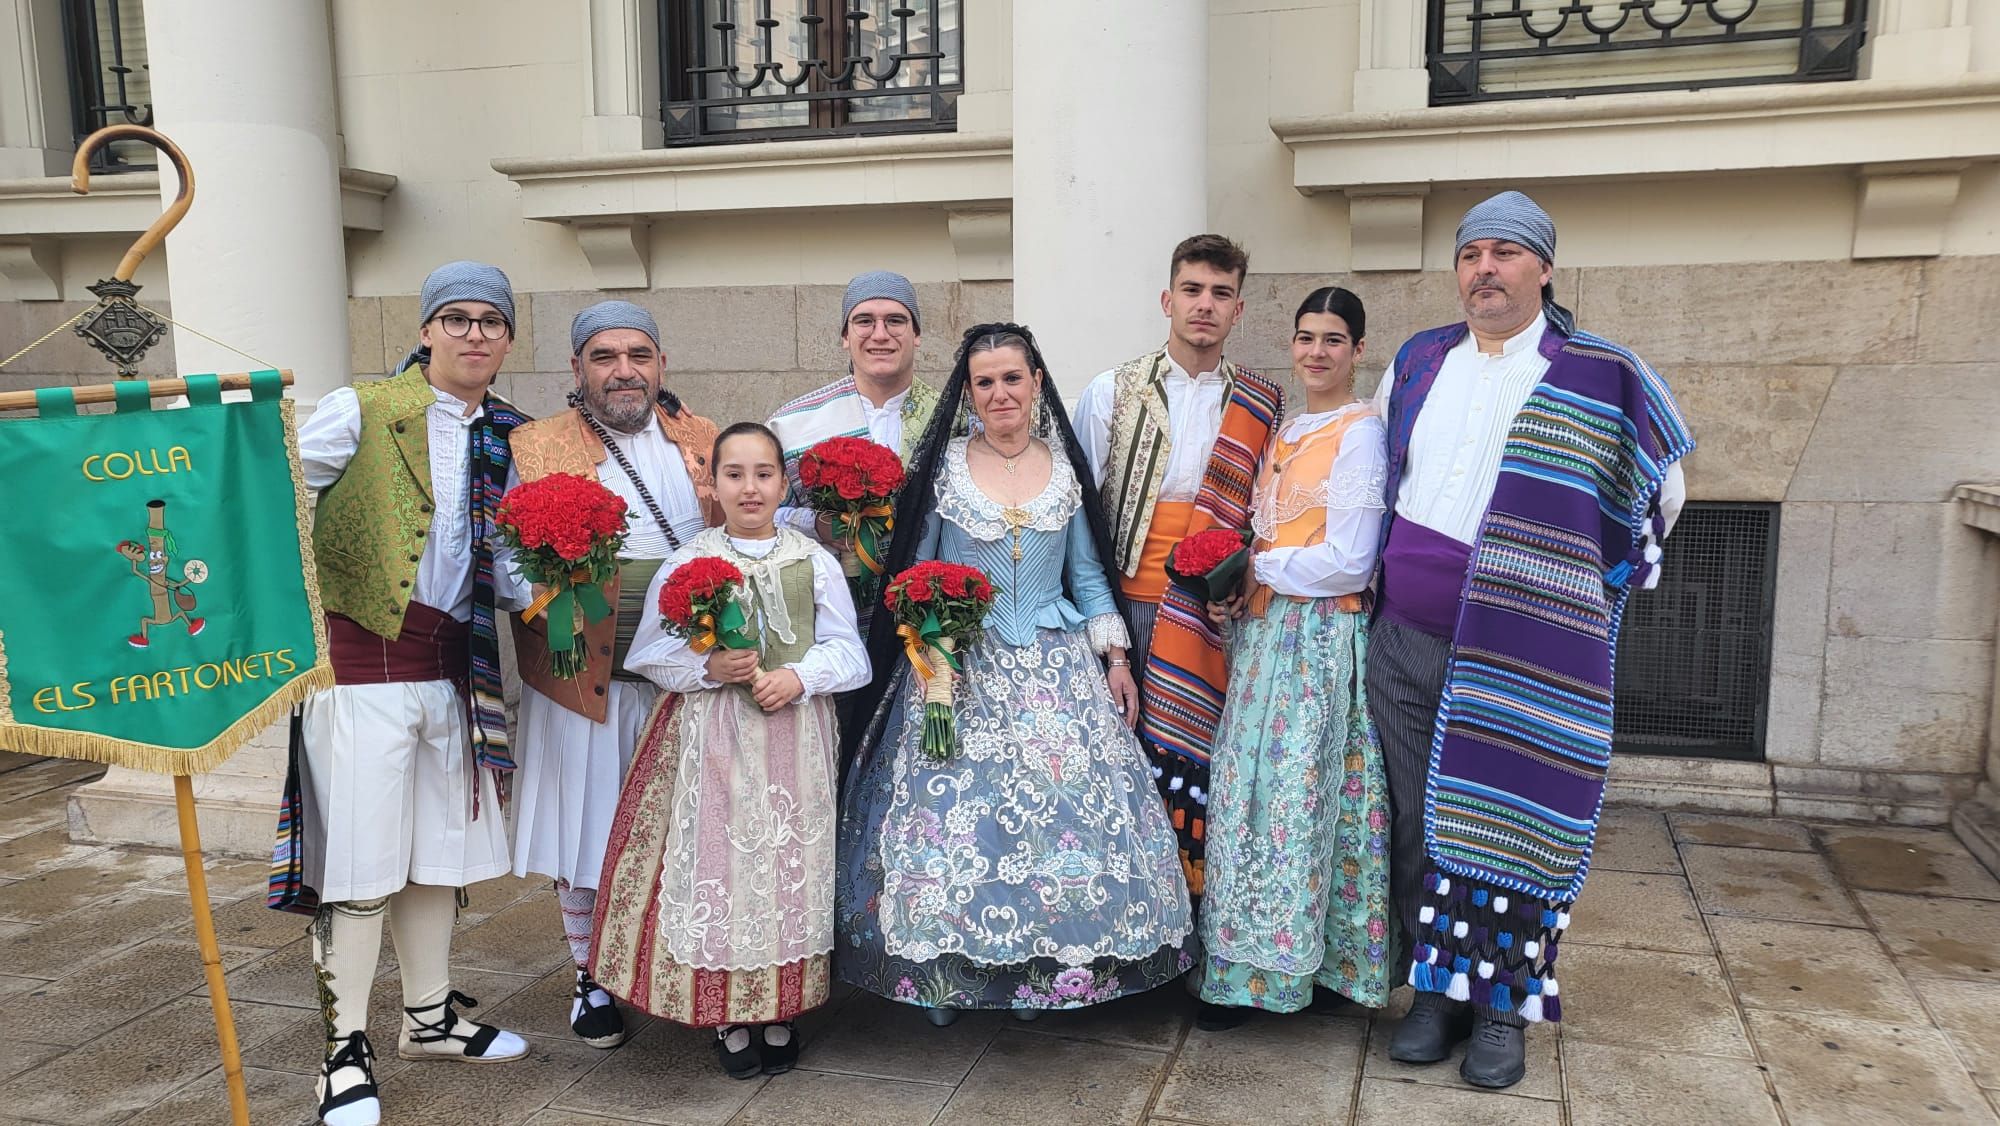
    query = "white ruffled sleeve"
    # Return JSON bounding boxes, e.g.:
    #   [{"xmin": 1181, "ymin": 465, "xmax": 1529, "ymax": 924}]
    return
[
  {"xmin": 622, "ymin": 544, "xmax": 718, "ymax": 694},
  {"xmin": 297, "ymin": 386, "xmax": 362, "ymax": 491},
  {"xmin": 1252, "ymin": 416, "xmax": 1388, "ymax": 599},
  {"xmin": 785, "ymin": 546, "xmax": 872, "ymax": 698}
]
